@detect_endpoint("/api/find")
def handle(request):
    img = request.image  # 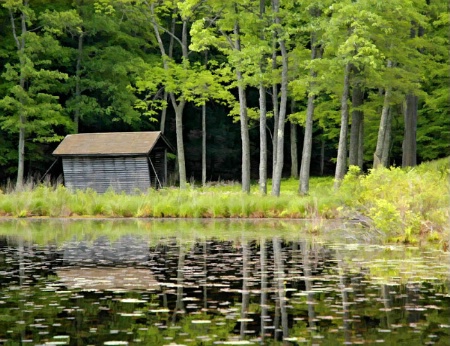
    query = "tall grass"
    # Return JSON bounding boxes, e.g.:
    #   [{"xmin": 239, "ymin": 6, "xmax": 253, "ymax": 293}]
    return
[
  {"xmin": 0, "ymin": 157, "xmax": 448, "ymax": 243},
  {"xmin": 0, "ymin": 177, "xmax": 340, "ymax": 219}
]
